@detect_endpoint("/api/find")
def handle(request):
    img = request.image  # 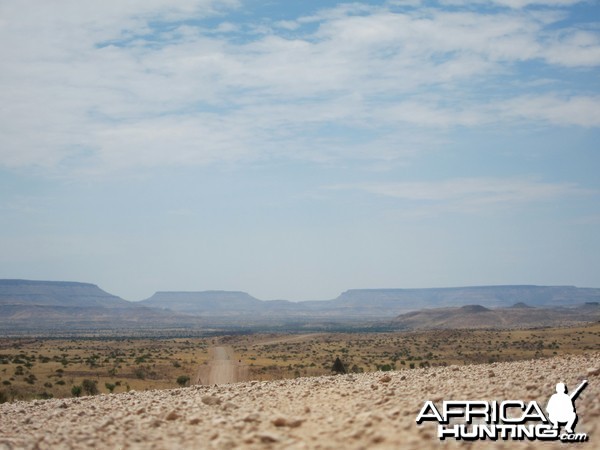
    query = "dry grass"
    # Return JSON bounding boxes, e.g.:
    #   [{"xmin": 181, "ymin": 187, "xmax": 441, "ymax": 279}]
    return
[
  {"xmin": 0, "ymin": 338, "xmax": 210, "ymax": 401},
  {"xmin": 229, "ymin": 322, "xmax": 600, "ymax": 380},
  {"xmin": 1, "ymin": 322, "xmax": 599, "ymax": 402}
]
